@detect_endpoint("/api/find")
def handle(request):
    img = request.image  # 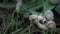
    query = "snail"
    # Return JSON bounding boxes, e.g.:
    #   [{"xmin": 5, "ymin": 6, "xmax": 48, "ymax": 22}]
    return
[
  {"xmin": 29, "ymin": 10, "xmax": 56, "ymax": 30},
  {"xmin": 29, "ymin": 15, "xmax": 46, "ymax": 23},
  {"xmin": 46, "ymin": 21, "xmax": 56, "ymax": 30},
  {"xmin": 44, "ymin": 10, "xmax": 54, "ymax": 21},
  {"xmin": 34, "ymin": 15, "xmax": 46, "ymax": 24},
  {"xmin": 29, "ymin": 15, "xmax": 47, "ymax": 30},
  {"xmin": 35, "ymin": 20, "xmax": 56, "ymax": 30}
]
